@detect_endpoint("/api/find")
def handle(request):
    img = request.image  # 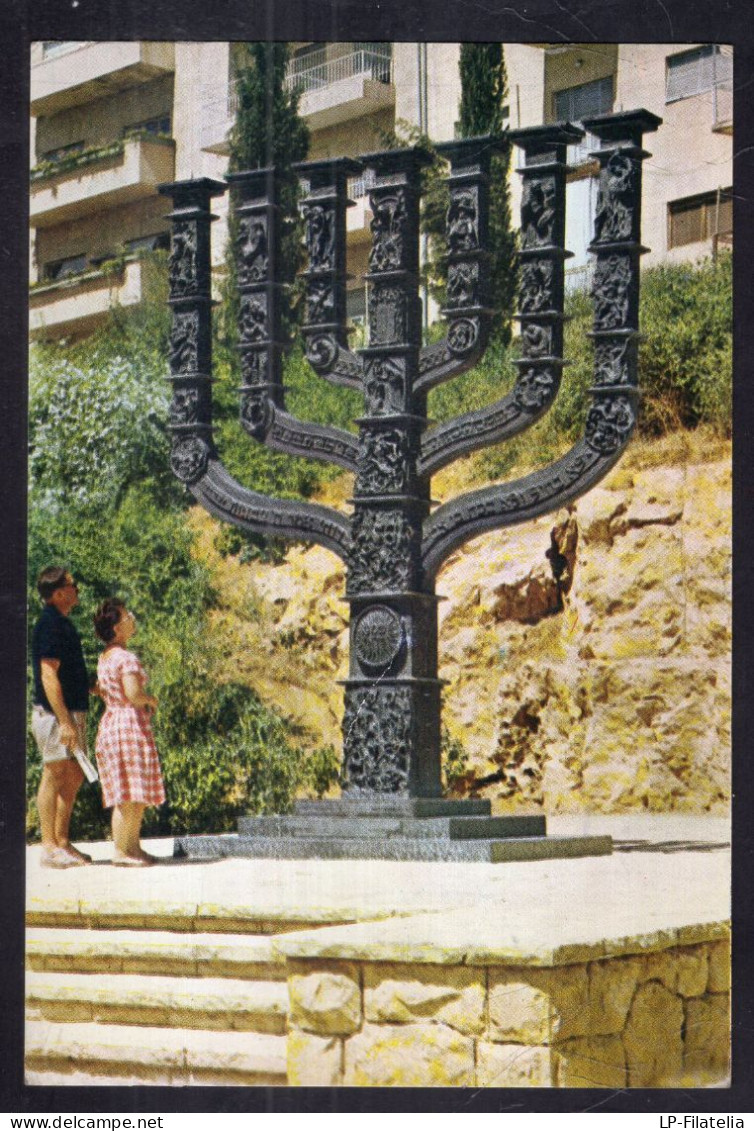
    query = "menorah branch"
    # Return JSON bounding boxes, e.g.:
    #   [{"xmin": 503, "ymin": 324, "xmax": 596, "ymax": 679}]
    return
[
  {"xmin": 414, "ymin": 136, "xmax": 506, "ymax": 395},
  {"xmin": 422, "ymin": 111, "xmax": 661, "ymax": 583},
  {"xmin": 418, "ymin": 125, "xmax": 579, "ymax": 478},
  {"xmin": 229, "ymin": 167, "xmax": 359, "ymax": 472},
  {"xmin": 194, "ymin": 459, "xmax": 352, "ymax": 562},
  {"xmin": 296, "ymin": 157, "xmax": 365, "ymax": 391}
]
